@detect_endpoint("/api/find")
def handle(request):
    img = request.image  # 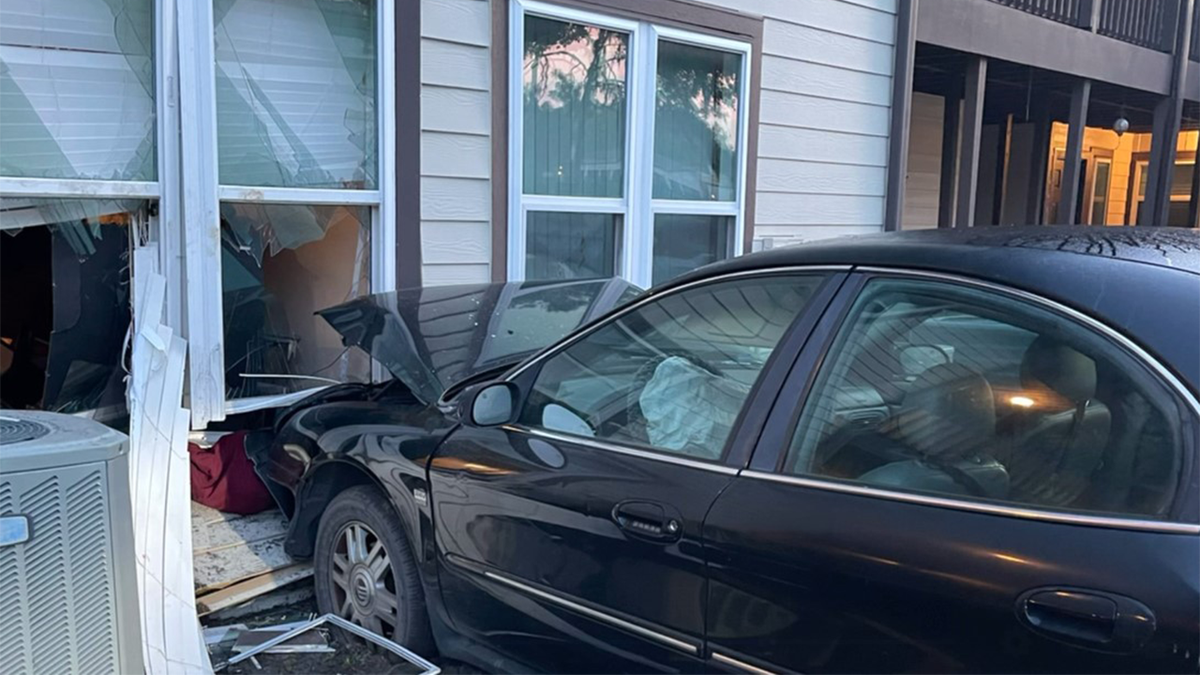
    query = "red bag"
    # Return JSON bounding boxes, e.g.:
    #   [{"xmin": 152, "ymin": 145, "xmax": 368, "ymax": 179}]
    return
[{"xmin": 189, "ymin": 431, "xmax": 276, "ymax": 515}]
